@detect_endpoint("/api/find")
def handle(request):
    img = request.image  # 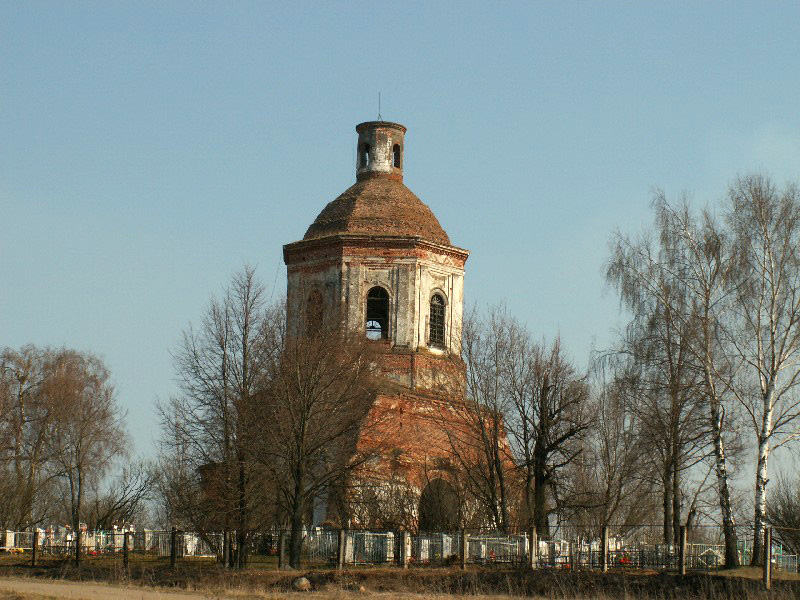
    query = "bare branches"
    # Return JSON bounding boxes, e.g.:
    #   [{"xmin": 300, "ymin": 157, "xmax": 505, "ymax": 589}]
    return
[
  {"xmin": 443, "ymin": 307, "xmax": 592, "ymax": 535},
  {"xmin": 723, "ymin": 175, "xmax": 800, "ymax": 564},
  {"xmin": 160, "ymin": 265, "xmax": 277, "ymax": 567},
  {"xmin": 86, "ymin": 460, "xmax": 155, "ymax": 530},
  {"xmin": 249, "ymin": 328, "xmax": 378, "ymax": 567},
  {"xmin": 0, "ymin": 345, "xmax": 125, "ymax": 542},
  {"xmin": 607, "ymin": 189, "xmax": 741, "ymax": 562},
  {"xmin": 161, "ymin": 266, "xmax": 379, "ymax": 569}
]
